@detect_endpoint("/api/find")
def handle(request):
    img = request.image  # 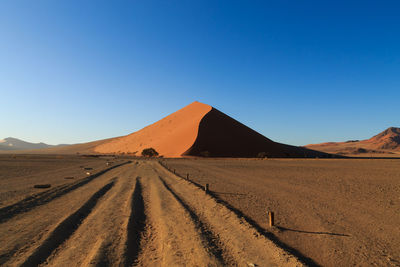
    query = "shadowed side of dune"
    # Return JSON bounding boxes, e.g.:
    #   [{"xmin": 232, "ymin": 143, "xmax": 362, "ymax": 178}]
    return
[{"xmin": 183, "ymin": 108, "xmax": 333, "ymax": 158}]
